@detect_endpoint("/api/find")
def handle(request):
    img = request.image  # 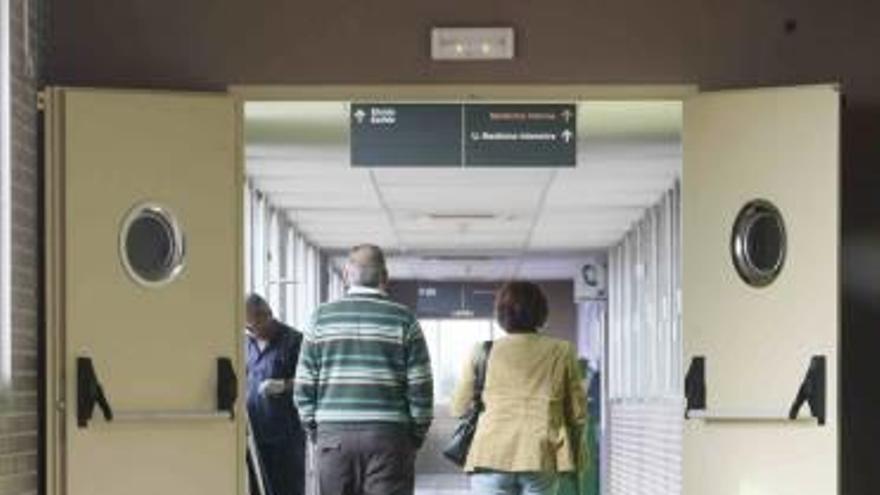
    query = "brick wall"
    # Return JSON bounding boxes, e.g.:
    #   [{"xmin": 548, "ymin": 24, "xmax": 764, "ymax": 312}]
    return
[{"xmin": 0, "ymin": 0, "xmax": 41, "ymax": 494}]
